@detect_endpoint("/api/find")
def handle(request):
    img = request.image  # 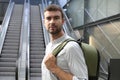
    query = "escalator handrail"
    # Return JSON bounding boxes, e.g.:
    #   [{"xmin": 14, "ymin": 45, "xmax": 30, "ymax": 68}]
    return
[
  {"xmin": 62, "ymin": 10, "xmax": 77, "ymax": 39},
  {"xmin": 0, "ymin": 0, "xmax": 14, "ymax": 56},
  {"xmin": 39, "ymin": 3, "xmax": 50, "ymax": 46},
  {"xmin": 16, "ymin": 0, "xmax": 30, "ymax": 80},
  {"xmin": 26, "ymin": 0, "xmax": 30, "ymax": 80}
]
